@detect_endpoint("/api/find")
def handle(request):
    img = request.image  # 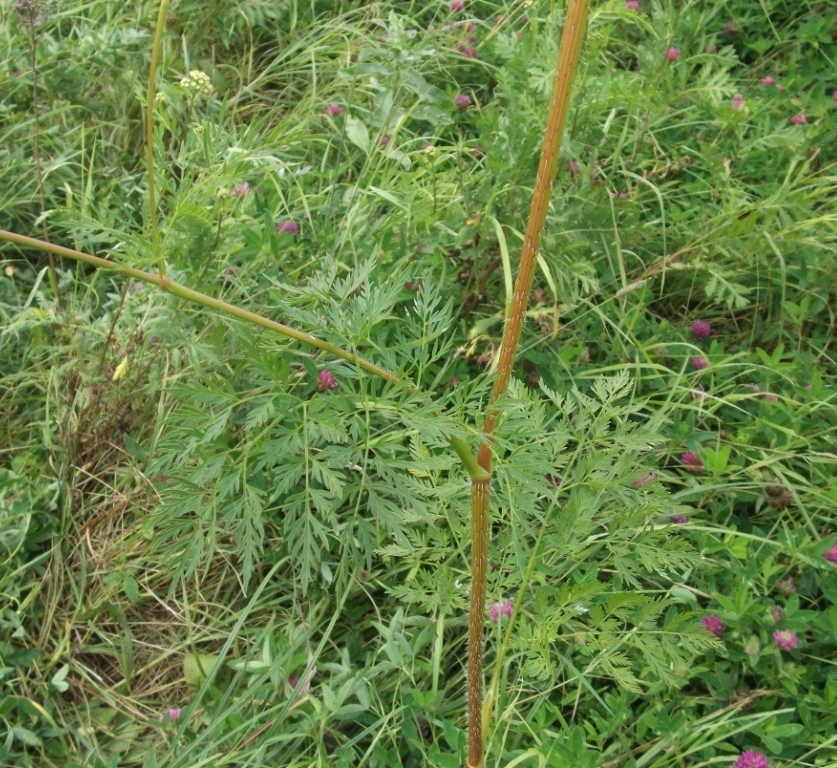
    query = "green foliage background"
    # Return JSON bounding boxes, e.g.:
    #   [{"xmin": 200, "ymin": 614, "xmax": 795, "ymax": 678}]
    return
[{"xmin": 1, "ymin": 1, "xmax": 836, "ymax": 766}]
